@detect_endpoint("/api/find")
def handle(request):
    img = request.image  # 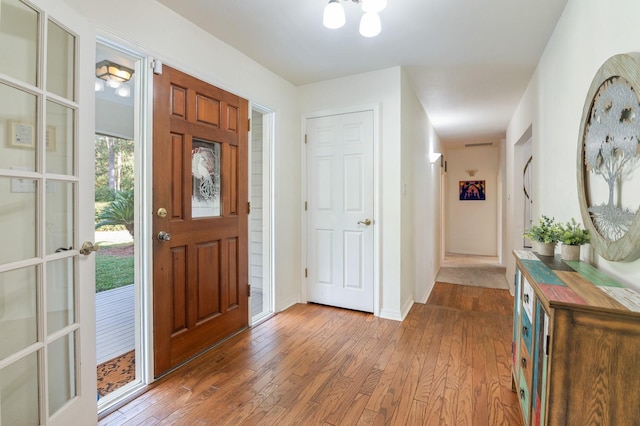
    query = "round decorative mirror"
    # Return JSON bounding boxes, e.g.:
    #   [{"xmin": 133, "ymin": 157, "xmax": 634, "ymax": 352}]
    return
[{"xmin": 577, "ymin": 52, "xmax": 640, "ymax": 261}]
